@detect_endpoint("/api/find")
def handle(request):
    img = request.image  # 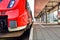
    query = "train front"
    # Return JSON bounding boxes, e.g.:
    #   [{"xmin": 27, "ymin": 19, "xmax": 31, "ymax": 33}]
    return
[{"xmin": 0, "ymin": 0, "xmax": 28, "ymax": 32}]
